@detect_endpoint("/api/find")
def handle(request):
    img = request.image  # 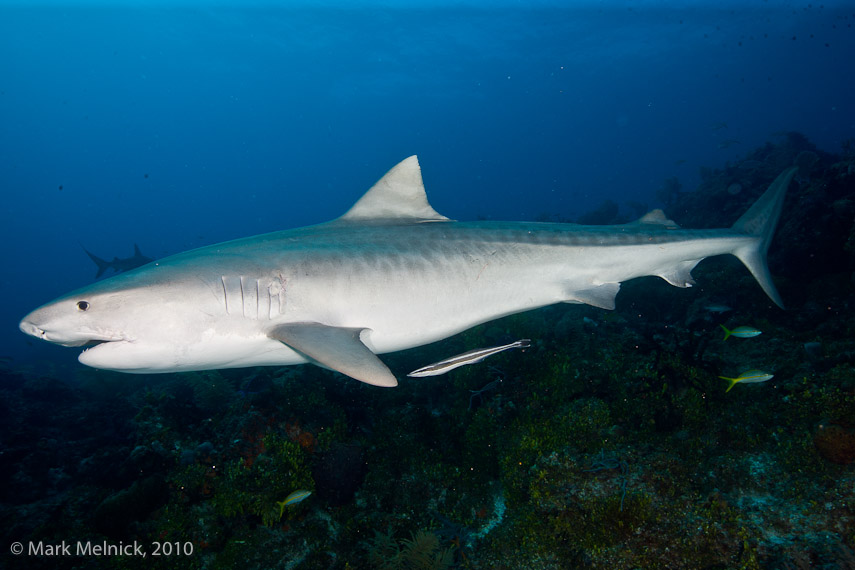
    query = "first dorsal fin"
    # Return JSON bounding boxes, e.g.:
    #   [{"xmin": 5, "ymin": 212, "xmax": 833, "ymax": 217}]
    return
[{"xmin": 337, "ymin": 156, "xmax": 451, "ymax": 224}]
